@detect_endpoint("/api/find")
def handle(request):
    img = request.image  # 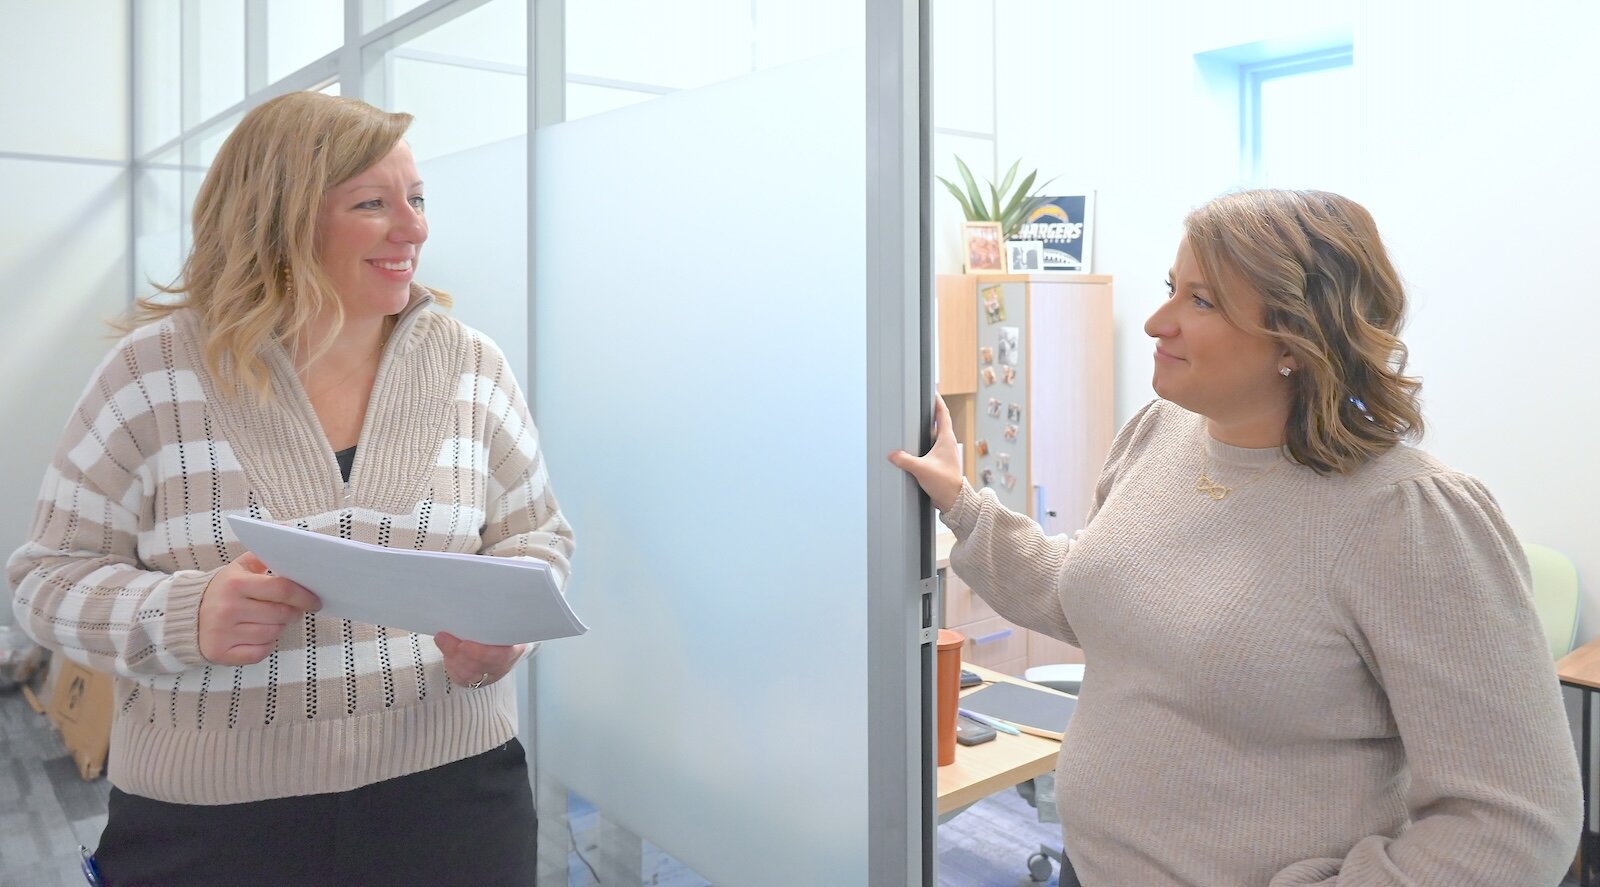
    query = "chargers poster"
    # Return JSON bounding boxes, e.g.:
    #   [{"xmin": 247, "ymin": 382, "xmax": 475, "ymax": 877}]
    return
[{"xmin": 1013, "ymin": 194, "xmax": 1094, "ymax": 273}]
